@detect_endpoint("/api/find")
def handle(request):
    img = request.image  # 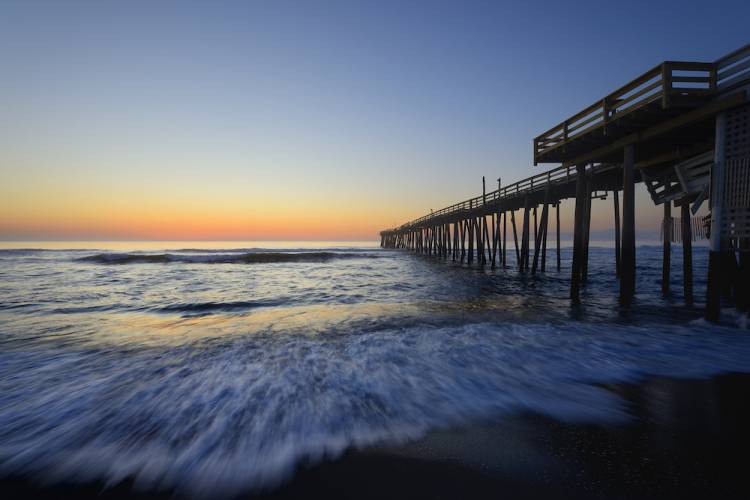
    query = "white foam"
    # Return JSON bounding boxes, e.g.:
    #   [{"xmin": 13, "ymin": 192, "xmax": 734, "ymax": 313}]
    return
[{"xmin": 1, "ymin": 320, "xmax": 750, "ymax": 497}]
